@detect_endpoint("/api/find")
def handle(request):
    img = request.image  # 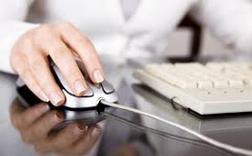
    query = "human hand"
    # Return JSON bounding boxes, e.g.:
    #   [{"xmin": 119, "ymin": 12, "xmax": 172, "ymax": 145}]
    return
[
  {"xmin": 10, "ymin": 99, "xmax": 102, "ymax": 156},
  {"xmin": 11, "ymin": 22, "xmax": 104, "ymax": 106}
]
